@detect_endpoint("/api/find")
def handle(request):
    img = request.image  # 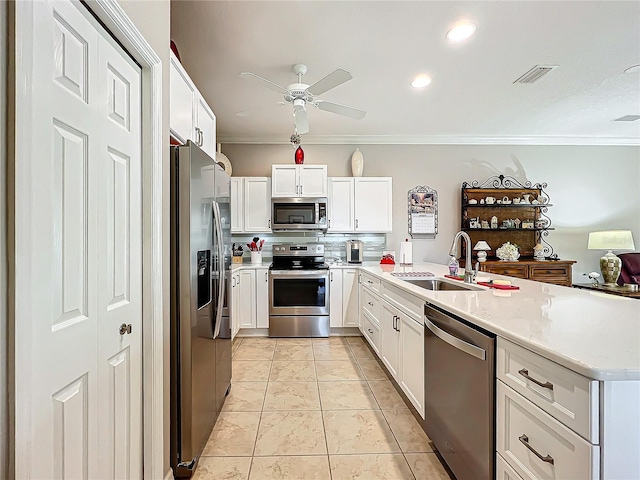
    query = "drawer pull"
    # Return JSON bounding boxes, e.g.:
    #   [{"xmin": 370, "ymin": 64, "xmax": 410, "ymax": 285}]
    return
[
  {"xmin": 367, "ymin": 280, "xmax": 373, "ymax": 284},
  {"xmin": 368, "ymin": 301, "xmax": 374, "ymax": 306},
  {"xmin": 519, "ymin": 434, "xmax": 555, "ymax": 465},
  {"xmin": 367, "ymin": 328, "xmax": 373, "ymax": 334},
  {"xmin": 518, "ymin": 368, "xmax": 554, "ymax": 390}
]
